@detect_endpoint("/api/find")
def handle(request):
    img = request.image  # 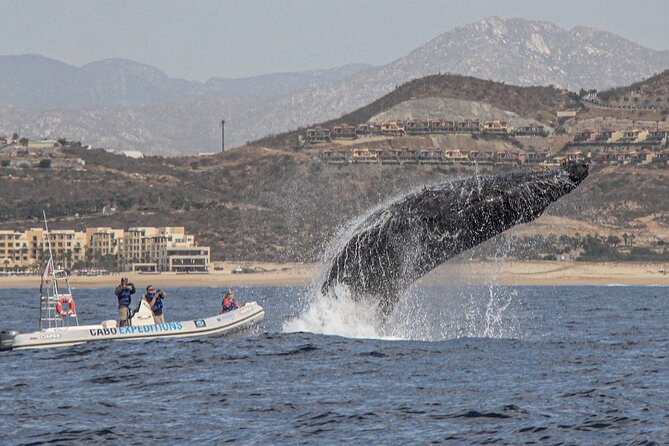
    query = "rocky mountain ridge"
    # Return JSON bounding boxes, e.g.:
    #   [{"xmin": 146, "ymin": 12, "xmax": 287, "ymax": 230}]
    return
[
  {"xmin": 0, "ymin": 54, "xmax": 372, "ymax": 108},
  {"xmin": 1, "ymin": 17, "xmax": 668, "ymax": 154}
]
